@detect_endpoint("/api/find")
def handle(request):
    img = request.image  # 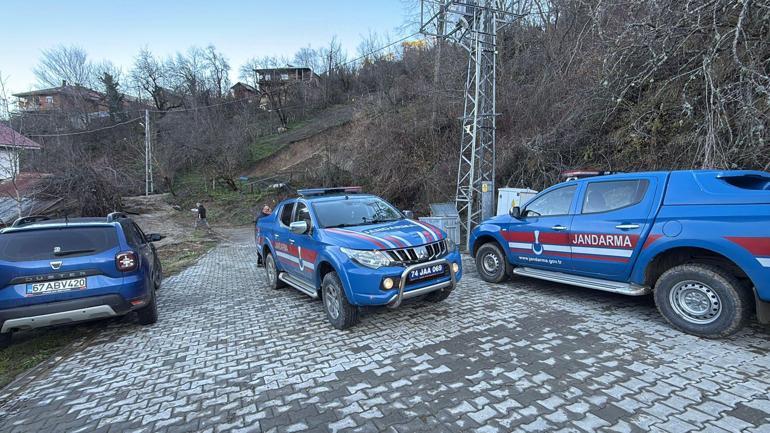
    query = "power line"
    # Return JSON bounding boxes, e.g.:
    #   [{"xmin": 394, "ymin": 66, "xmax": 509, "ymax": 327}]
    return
[
  {"xmin": 25, "ymin": 116, "xmax": 143, "ymax": 137},
  {"xmin": 321, "ymin": 31, "xmax": 423, "ymax": 74},
  {"xmin": 138, "ymin": 96, "xmax": 253, "ymax": 114}
]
